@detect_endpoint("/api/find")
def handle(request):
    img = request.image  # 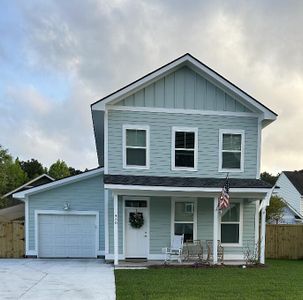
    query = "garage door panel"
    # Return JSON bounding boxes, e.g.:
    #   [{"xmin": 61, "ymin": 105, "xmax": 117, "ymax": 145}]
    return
[{"xmin": 38, "ymin": 214, "xmax": 97, "ymax": 258}]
